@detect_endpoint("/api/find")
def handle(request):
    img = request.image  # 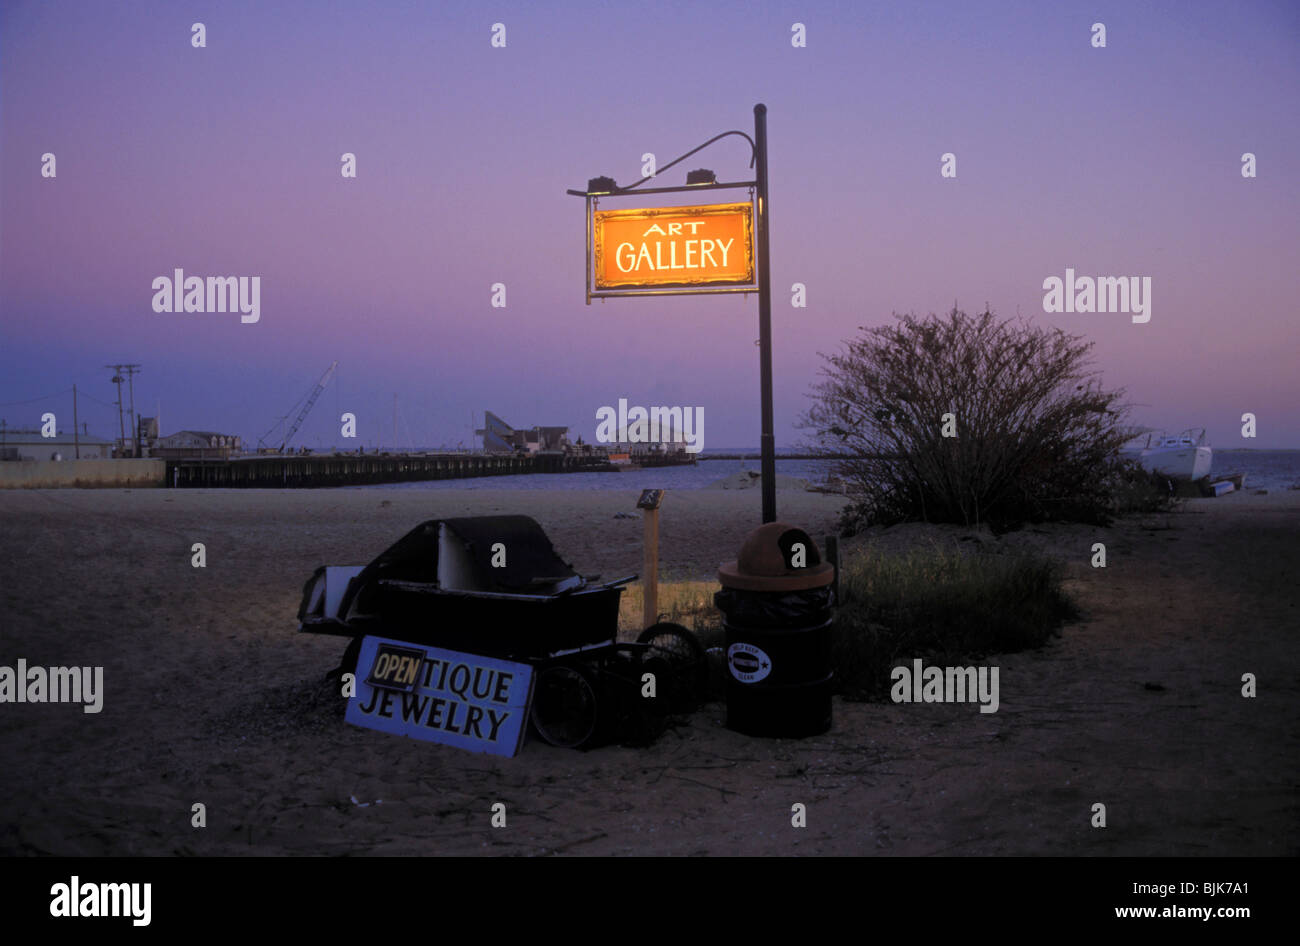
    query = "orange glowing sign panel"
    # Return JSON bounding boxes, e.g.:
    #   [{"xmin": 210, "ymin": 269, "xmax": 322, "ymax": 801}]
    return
[{"xmin": 593, "ymin": 203, "xmax": 755, "ymax": 290}]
